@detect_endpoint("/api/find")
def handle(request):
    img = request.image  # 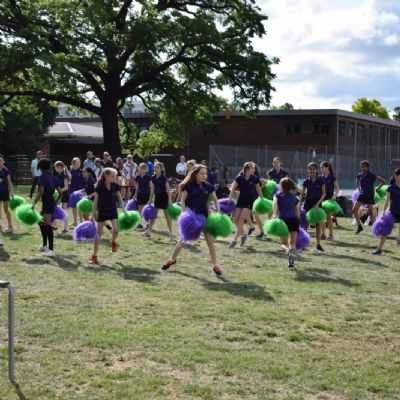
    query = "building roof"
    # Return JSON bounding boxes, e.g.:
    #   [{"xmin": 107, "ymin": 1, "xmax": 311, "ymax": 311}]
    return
[{"xmin": 46, "ymin": 122, "xmax": 103, "ymax": 139}]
